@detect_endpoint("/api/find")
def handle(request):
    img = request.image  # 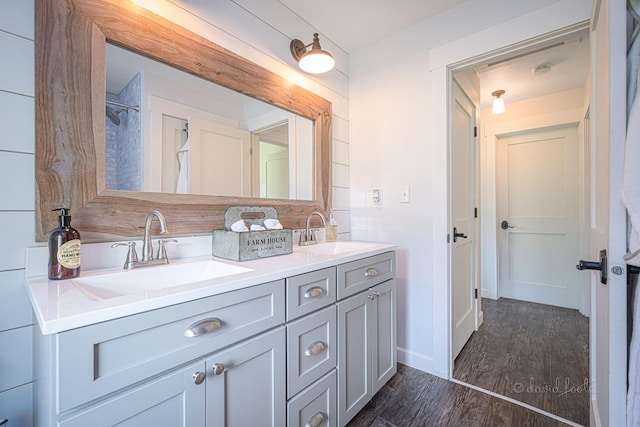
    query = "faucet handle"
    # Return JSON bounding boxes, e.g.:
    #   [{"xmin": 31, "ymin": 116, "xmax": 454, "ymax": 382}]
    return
[
  {"xmin": 157, "ymin": 239, "xmax": 178, "ymax": 261},
  {"xmin": 111, "ymin": 241, "xmax": 139, "ymax": 269}
]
